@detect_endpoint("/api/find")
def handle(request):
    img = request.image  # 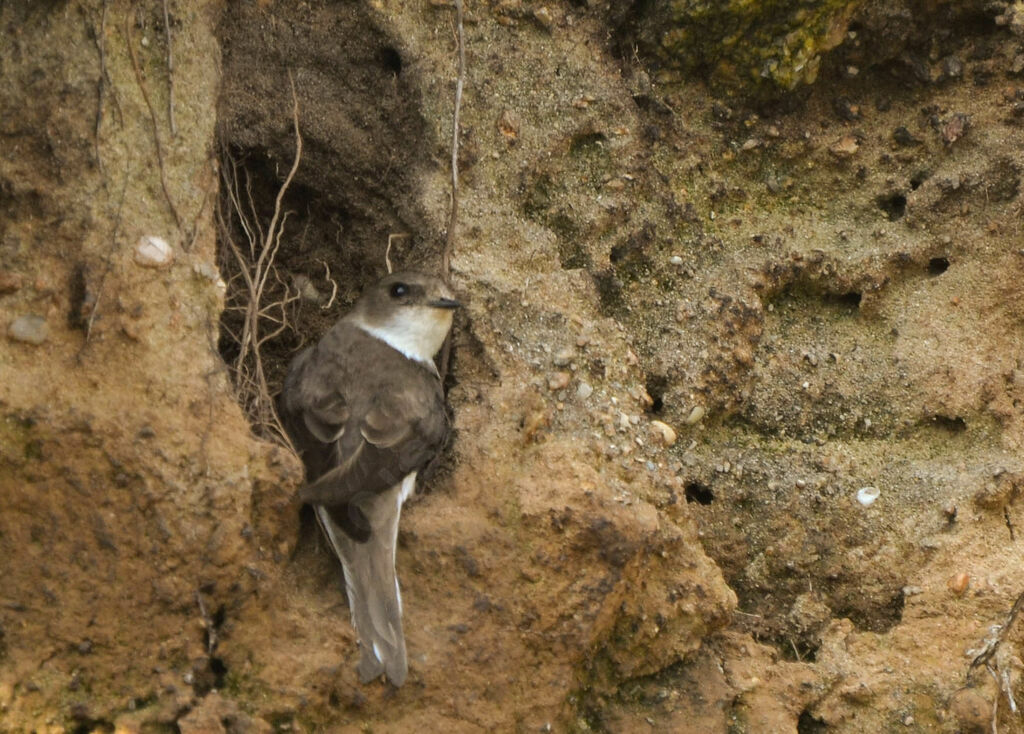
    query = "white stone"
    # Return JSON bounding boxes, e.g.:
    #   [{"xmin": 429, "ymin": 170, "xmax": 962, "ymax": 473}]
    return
[
  {"xmin": 856, "ymin": 486, "xmax": 880, "ymax": 506},
  {"xmin": 685, "ymin": 405, "xmax": 706, "ymax": 425},
  {"xmin": 7, "ymin": 314, "xmax": 48, "ymax": 344},
  {"xmin": 135, "ymin": 235, "xmax": 173, "ymax": 267},
  {"xmin": 649, "ymin": 420, "xmax": 677, "ymax": 447}
]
